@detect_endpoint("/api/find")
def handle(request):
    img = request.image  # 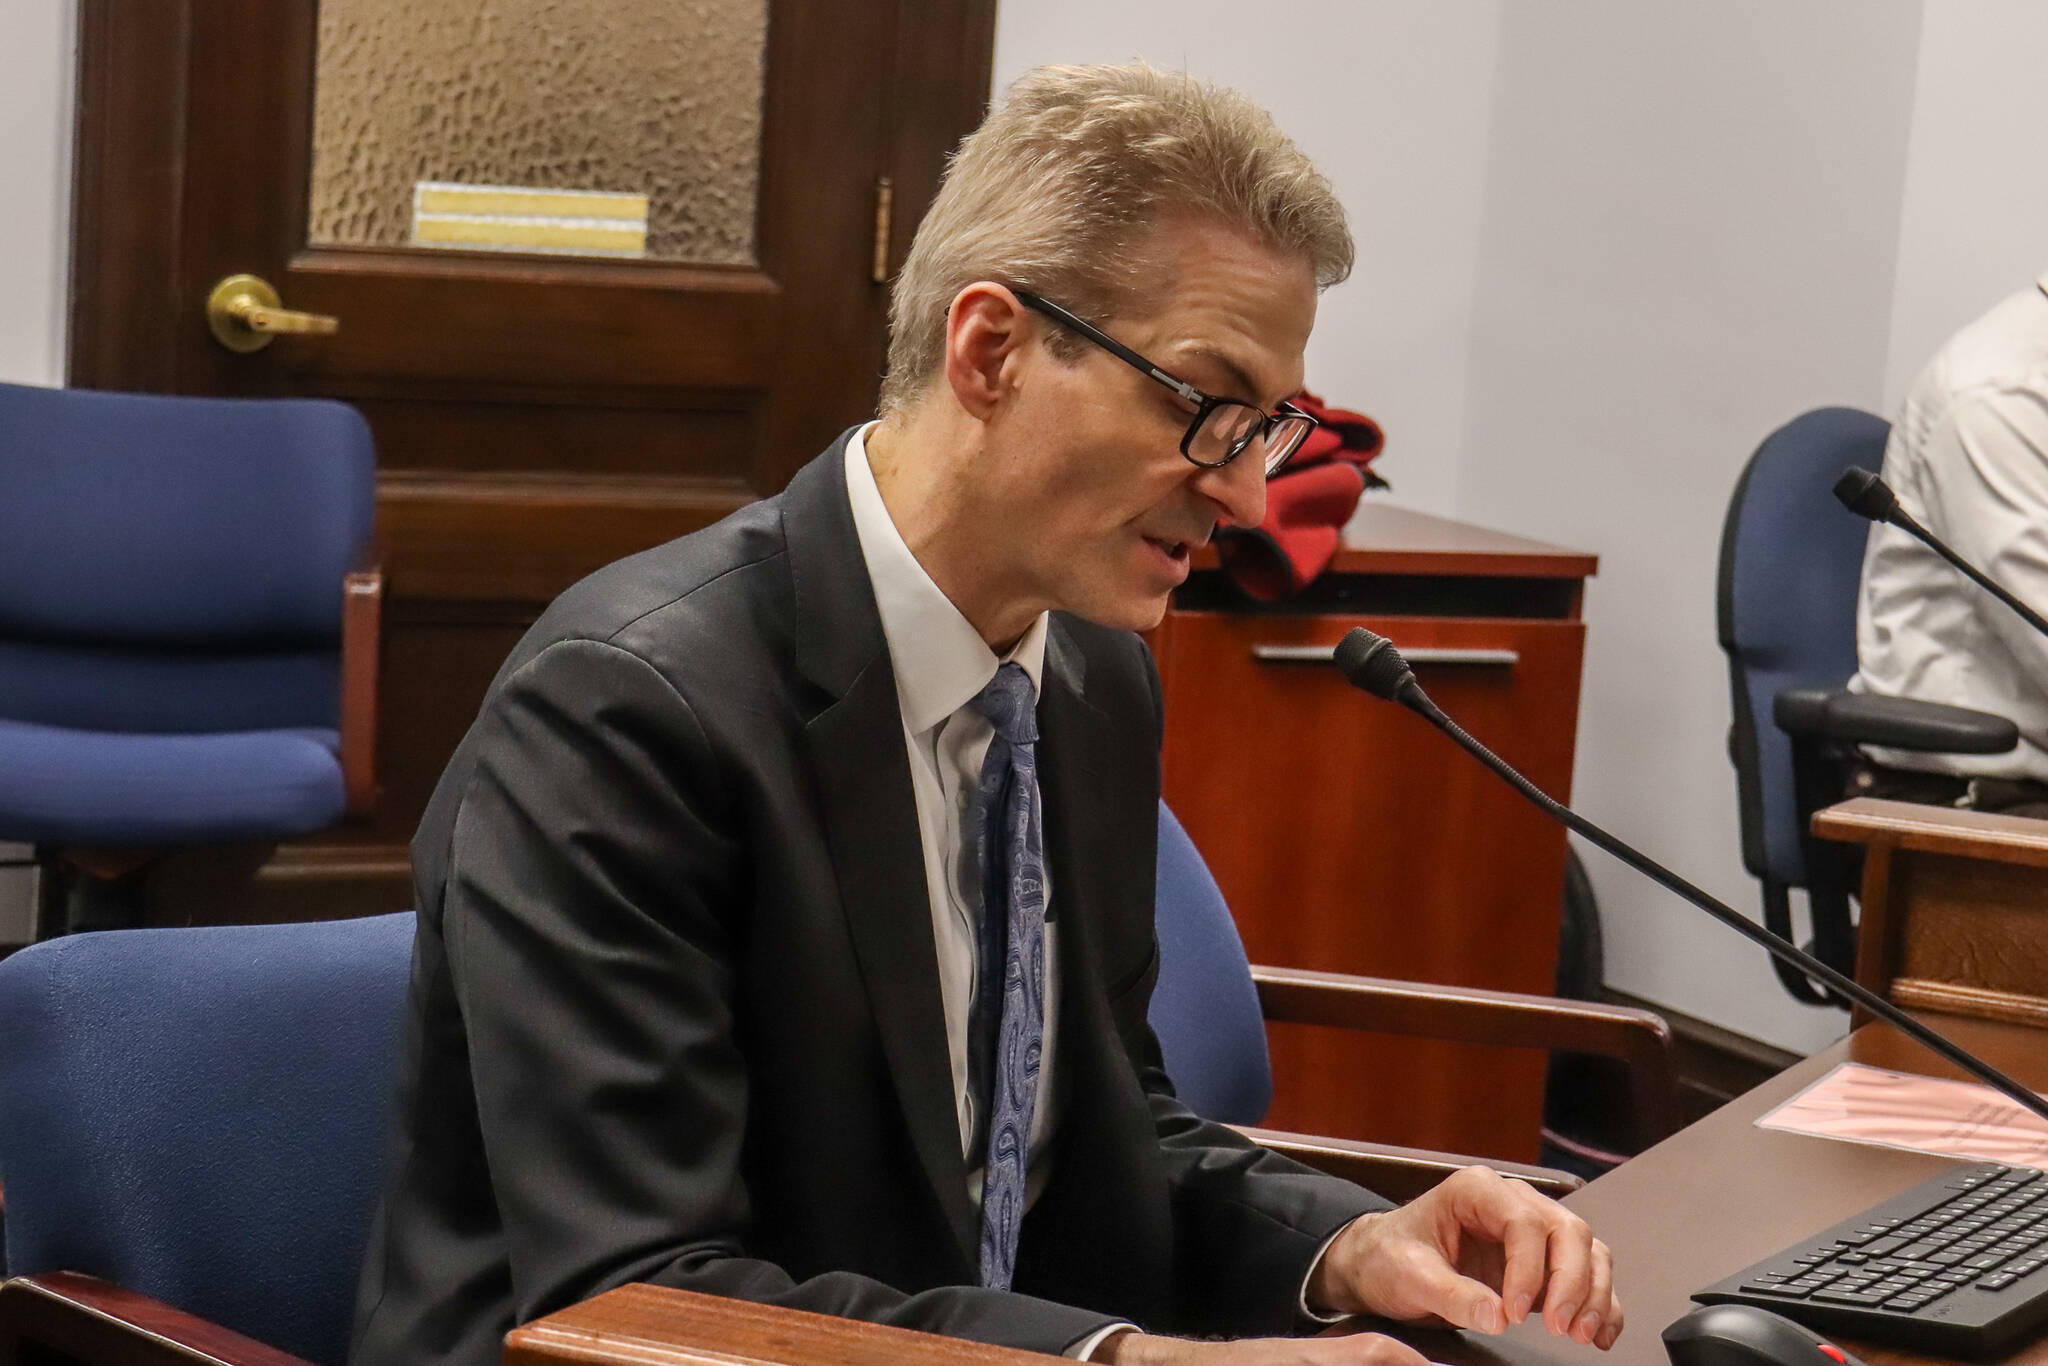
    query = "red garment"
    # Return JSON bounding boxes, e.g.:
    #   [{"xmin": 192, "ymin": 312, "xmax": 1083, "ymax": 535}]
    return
[{"xmin": 1214, "ymin": 390, "xmax": 1386, "ymax": 601}]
